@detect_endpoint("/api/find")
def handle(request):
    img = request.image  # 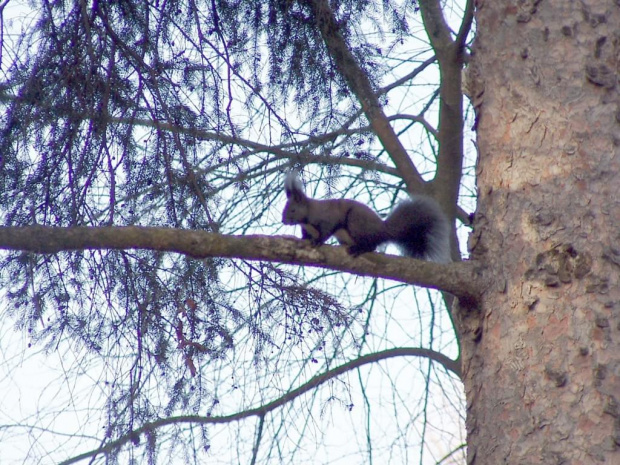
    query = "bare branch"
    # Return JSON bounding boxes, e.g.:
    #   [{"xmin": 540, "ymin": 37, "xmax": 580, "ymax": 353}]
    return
[
  {"xmin": 0, "ymin": 226, "xmax": 481, "ymax": 302},
  {"xmin": 307, "ymin": 0, "xmax": 426, "ymax": 193},
  {"xmin": 378, "ymin": 55, "xmax": 438, "ymax": 96},
  {"xmin": 418, "ymin": 0, "xmax": 455, "ymax": 58},
  {"xmin": 418, "ymin": 0, "xmax": 470, "ymax": 222},
  {"xmin": 59, "ymin": 347, "xmax": 460, "ymax": 464},
  {"xmin": 455, "ymin": 0, "xmax": 475, "ymax": 52}
]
